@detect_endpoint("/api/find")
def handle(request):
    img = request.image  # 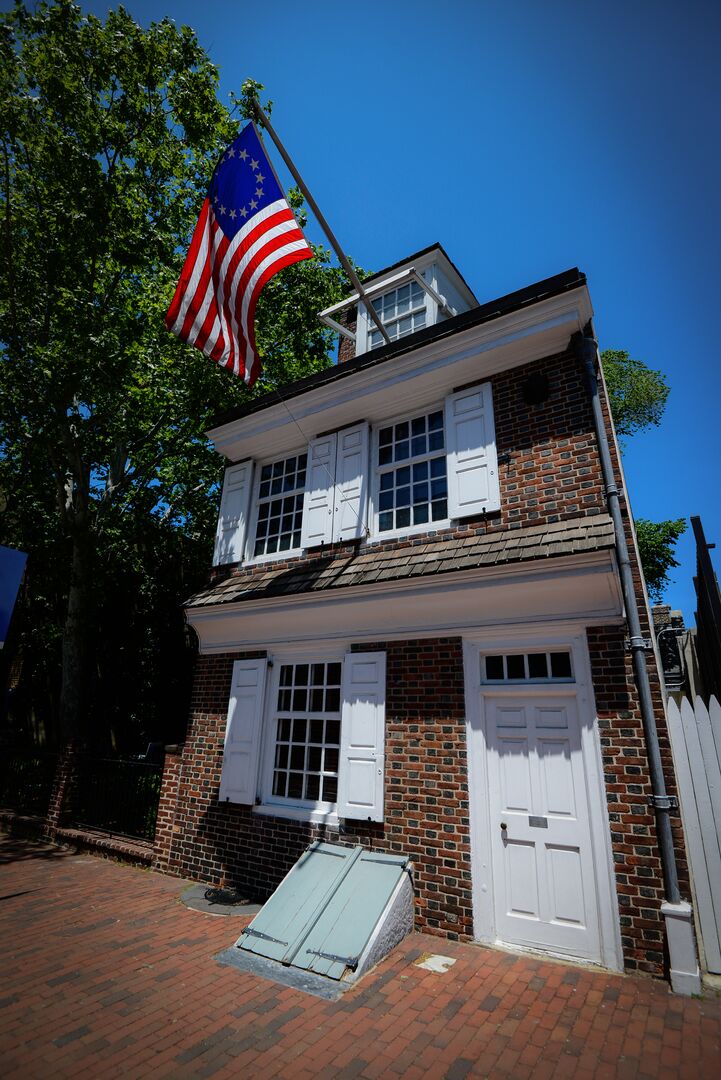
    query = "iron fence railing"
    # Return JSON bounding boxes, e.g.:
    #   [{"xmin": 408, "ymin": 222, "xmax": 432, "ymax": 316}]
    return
[
  {"xmin": 0, "ymin": 749, "xmax": 58, "ymax": 815},
  {"xmin": 74, "ymin": 756, "xmax": 163, "ymax": 842}
]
